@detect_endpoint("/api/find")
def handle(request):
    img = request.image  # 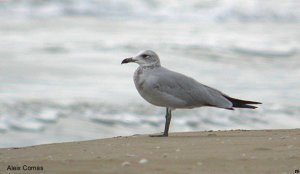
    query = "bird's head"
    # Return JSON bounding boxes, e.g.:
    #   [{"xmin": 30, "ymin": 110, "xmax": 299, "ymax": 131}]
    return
[{"xmin": 121, "ymin": 50, "xmax": 161, "ymax": 67}]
